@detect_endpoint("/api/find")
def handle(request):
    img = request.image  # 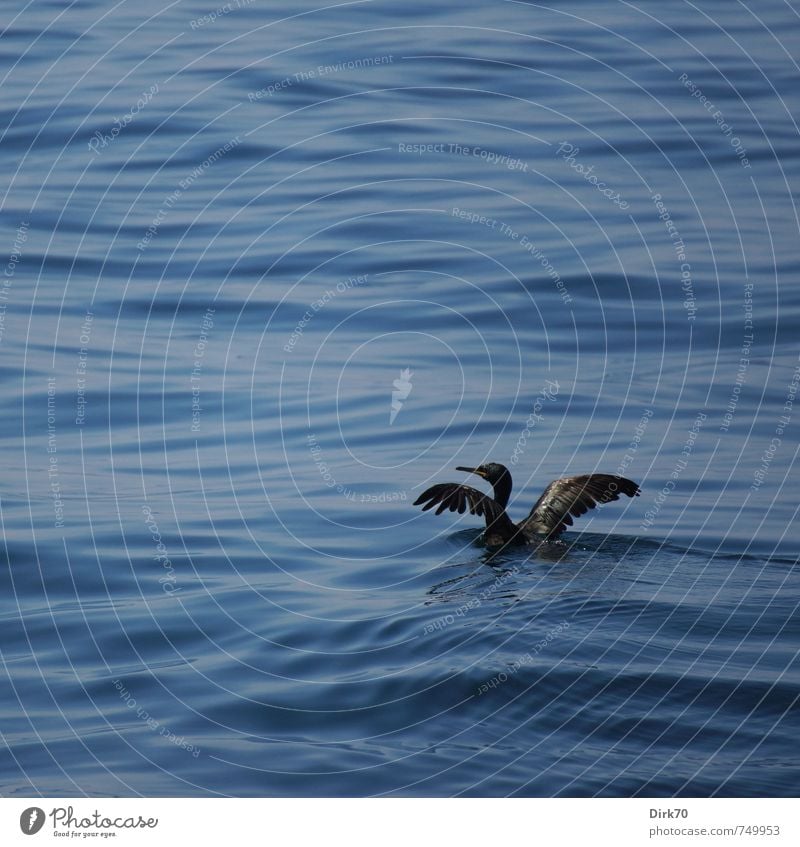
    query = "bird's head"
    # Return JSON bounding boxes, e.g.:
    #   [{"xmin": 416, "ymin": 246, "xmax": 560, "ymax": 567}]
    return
[
  {"xmin": 456, "ymin": 462, "xmax": 512, "ymax": 508},
  {"xmin": 456, "ymin": 462, "xmax": 507, "ymax": 484}
]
